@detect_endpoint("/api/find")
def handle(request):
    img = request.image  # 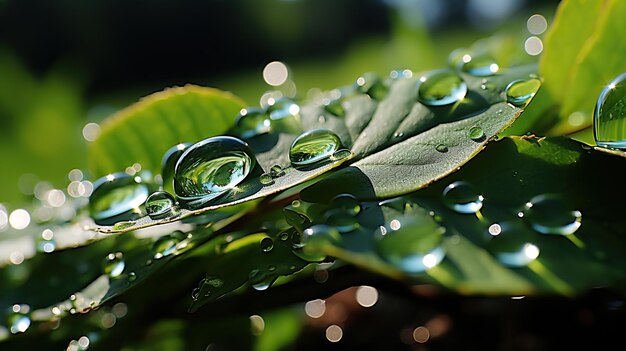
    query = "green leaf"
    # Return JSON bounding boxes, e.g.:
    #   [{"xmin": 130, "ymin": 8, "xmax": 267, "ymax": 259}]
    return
[
  {"xmin": 88, "ymin": 85, "xmax": 246, "ymax": 177},
  {"xmin": 298, "ymin": 136, "xmax": 626, "ymax": 296},
  {"xmin": 533, "ymin": 0, "xmax": 626, "ymax": 134}
]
